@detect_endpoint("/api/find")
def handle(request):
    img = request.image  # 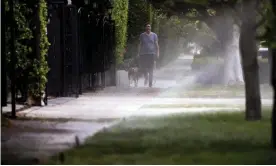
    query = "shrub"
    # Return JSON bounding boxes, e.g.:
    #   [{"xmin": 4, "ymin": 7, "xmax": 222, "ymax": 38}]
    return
[
  {"xmin": 27, "ymin": 0, "xmax": 50, "ymax": 99},
  {"xmin": 112, "ymin": 0, "xmax": 129, "ymax": 64}
]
